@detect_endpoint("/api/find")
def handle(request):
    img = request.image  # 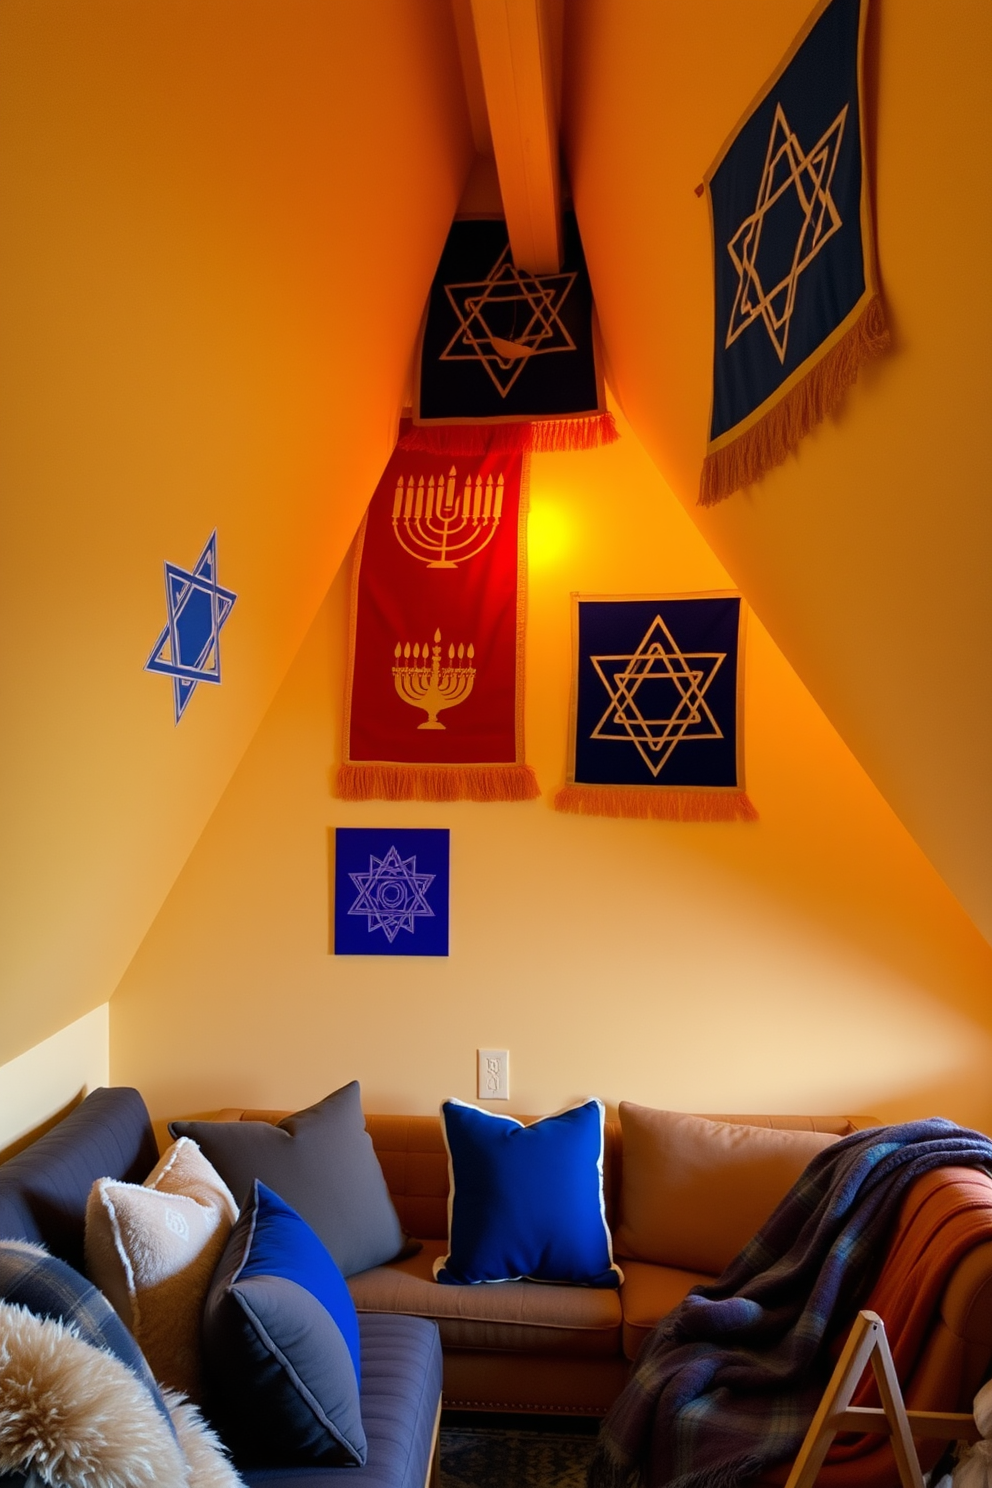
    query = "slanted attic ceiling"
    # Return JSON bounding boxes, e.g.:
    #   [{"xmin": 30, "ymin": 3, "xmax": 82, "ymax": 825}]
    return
[
  {"xmin": 559, "ymin": 0, "xmax": 991, "ymax": 943},
  {"xmin": 0, "ymin": 0, "xmax": 475, "ymax": 1063},
  {"xmin": 460, "ymin": 0, "xmax": 990, "ymax": 948},
  {"xmin": 0, "ymin": 0, "xmax": 988, "ymax": 1070}
]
